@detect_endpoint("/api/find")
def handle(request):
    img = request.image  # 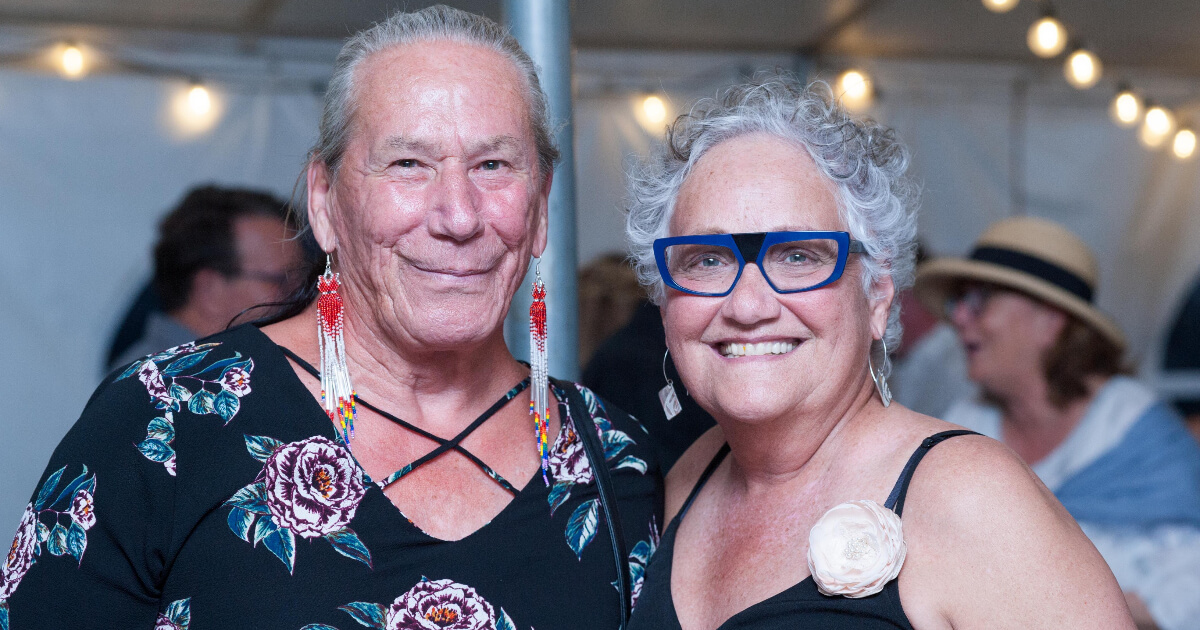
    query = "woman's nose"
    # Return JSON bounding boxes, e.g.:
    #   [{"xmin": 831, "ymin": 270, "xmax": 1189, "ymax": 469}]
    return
[
  {"xmin": 720, "ymin": 263, "xmax": 782, "ymax": 325},
  {"xmin": 428, "ymin": 167, "xmax": 483, "ymax": 241}
]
